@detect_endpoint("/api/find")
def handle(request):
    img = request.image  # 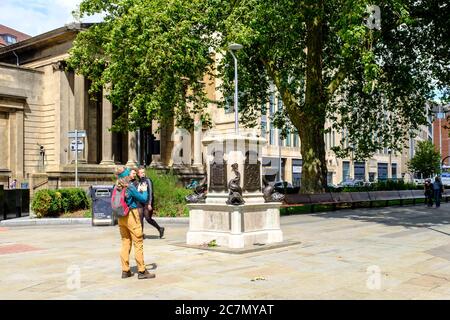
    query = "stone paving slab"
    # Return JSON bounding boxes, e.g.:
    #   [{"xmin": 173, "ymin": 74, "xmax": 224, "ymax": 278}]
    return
[{"xmin": 0, "ymin": 204, "xmax": 449, "ymax": 299}]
